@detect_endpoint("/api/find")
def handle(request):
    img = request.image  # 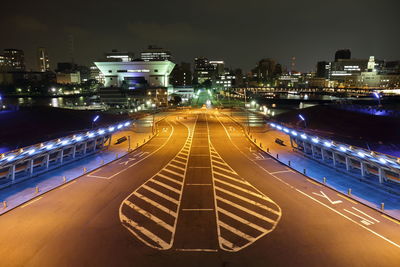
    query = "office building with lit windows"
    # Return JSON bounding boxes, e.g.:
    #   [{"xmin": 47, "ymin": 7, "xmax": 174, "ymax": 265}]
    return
[{"xmin": 37, "ymin": 47, "xmax": 50, "ymax": 72}]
